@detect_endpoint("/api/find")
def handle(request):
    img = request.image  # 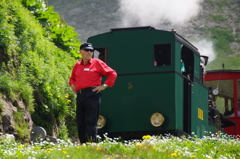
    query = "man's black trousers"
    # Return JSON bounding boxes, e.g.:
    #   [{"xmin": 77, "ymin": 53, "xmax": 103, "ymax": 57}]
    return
[{"xmin": 76, "ymin": 89, "xmax": 101, "ymax": 143}]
